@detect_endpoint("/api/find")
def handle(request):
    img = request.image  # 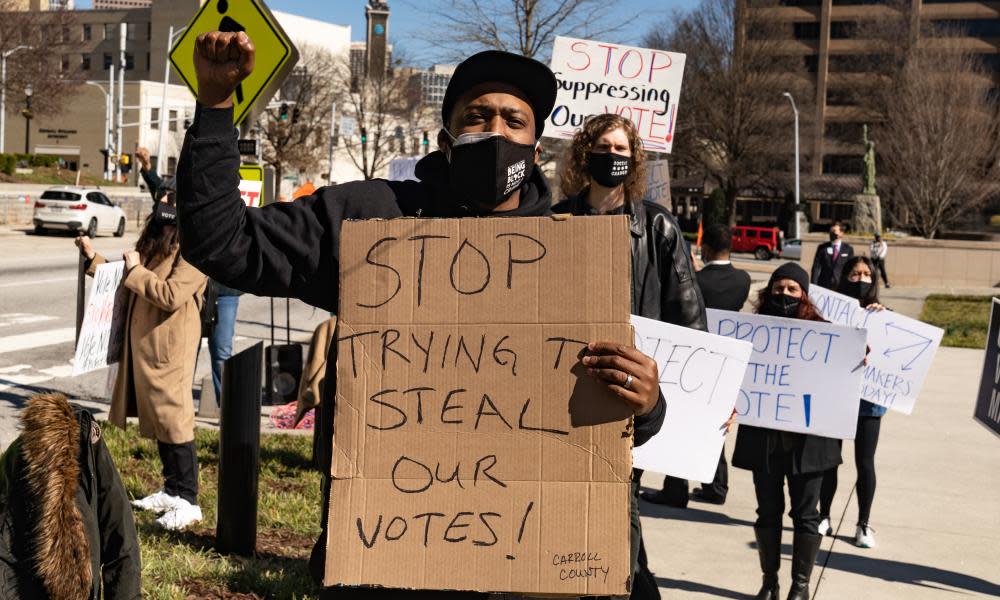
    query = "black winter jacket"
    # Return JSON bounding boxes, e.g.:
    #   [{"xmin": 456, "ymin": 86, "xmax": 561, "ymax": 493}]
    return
[
  {"xmin": 552, "ymin": 195, "xmax": 707, "ymax": 331},
  {"xmin": 0, "ymin": 394, "xmax": 141, "ymax": 600}
]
